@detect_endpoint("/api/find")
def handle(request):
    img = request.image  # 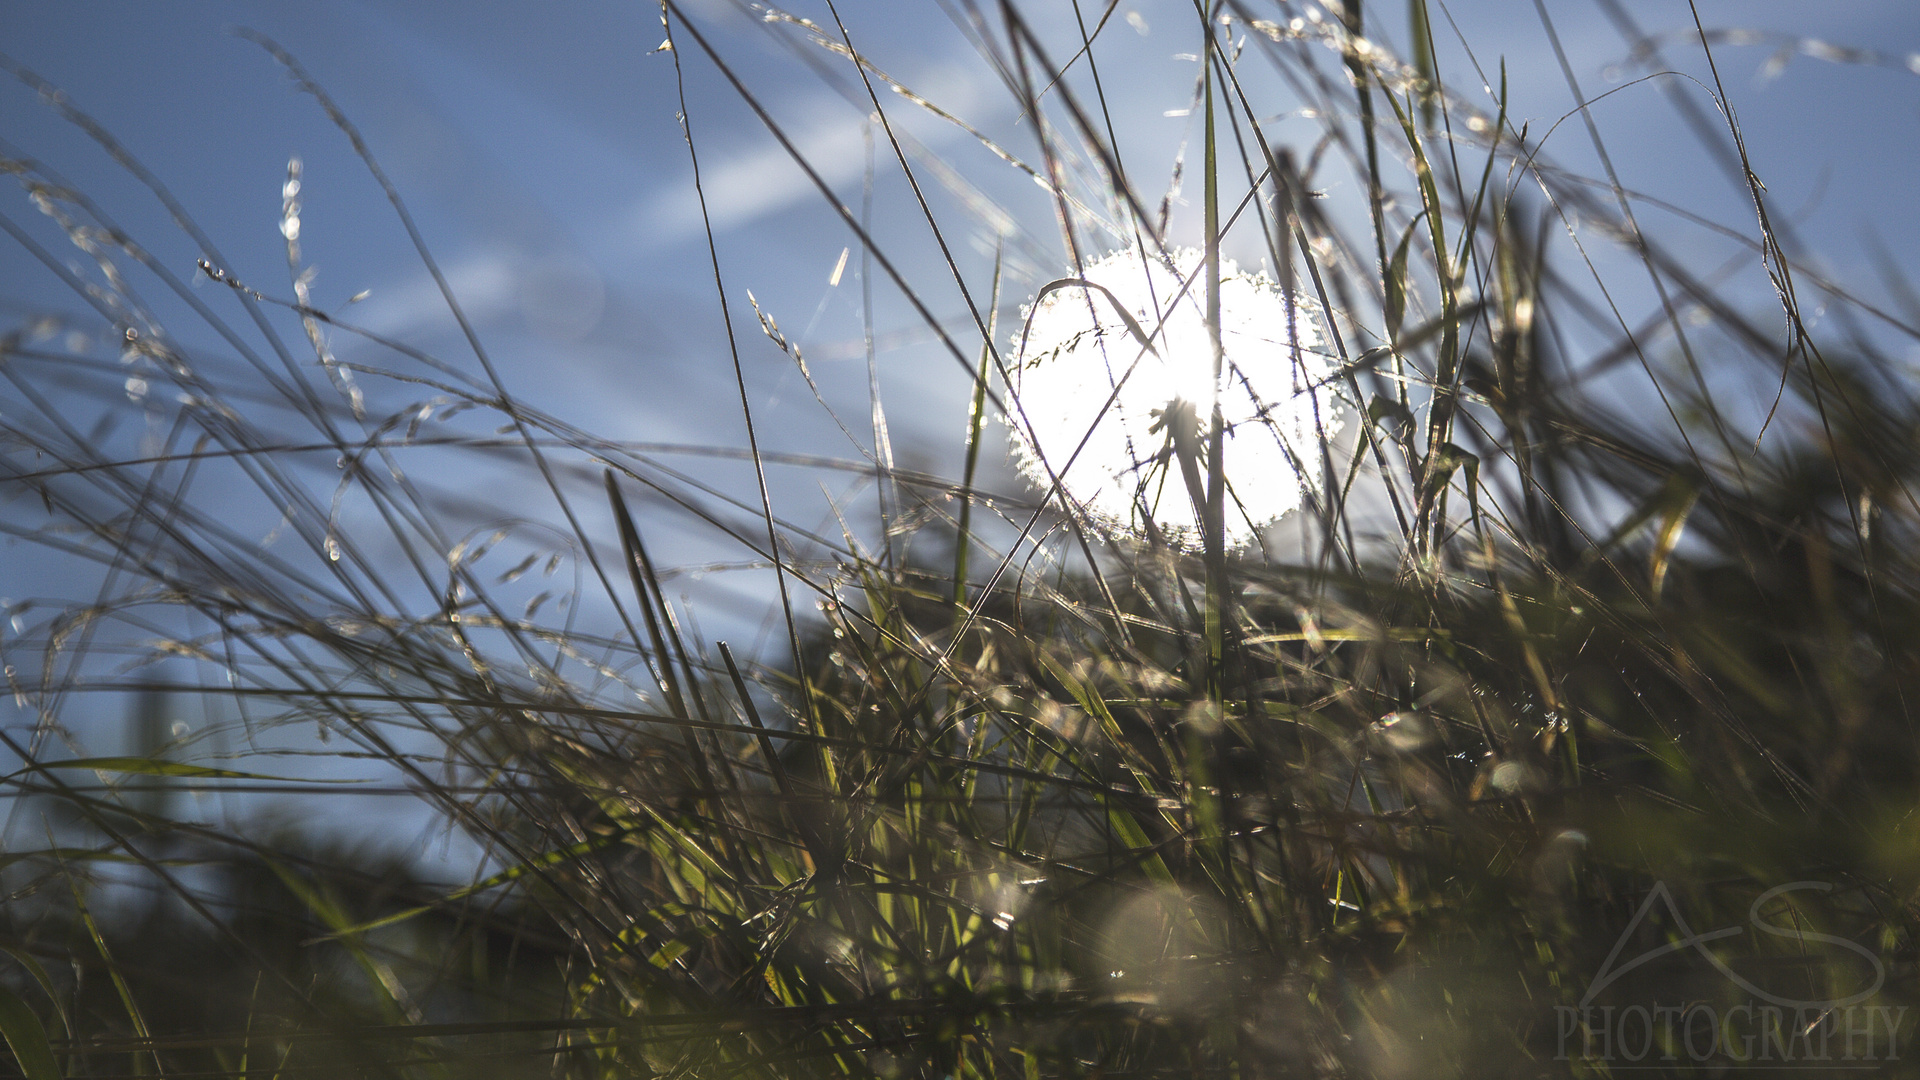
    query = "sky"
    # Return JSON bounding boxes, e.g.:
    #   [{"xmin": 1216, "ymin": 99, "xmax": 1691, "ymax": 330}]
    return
[{"xmin": 2, "ymin": 0, "xmax": 1918, "ymax": 870}]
